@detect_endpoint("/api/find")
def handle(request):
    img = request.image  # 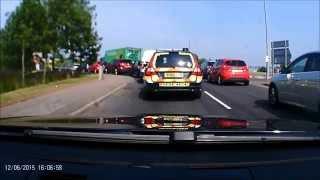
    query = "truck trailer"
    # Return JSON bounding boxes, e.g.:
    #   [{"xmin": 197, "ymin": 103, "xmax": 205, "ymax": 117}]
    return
[{"xmin": 103, "ymin": 47, "xmax": 142, "ymax": 63}]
